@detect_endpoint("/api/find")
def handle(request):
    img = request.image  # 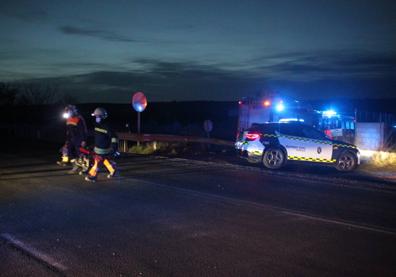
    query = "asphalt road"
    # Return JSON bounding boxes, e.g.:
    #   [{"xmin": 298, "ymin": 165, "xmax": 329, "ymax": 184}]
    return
[{"xmin": 0, "ymin": 143, "xmax": 396, "ymax": 276}]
